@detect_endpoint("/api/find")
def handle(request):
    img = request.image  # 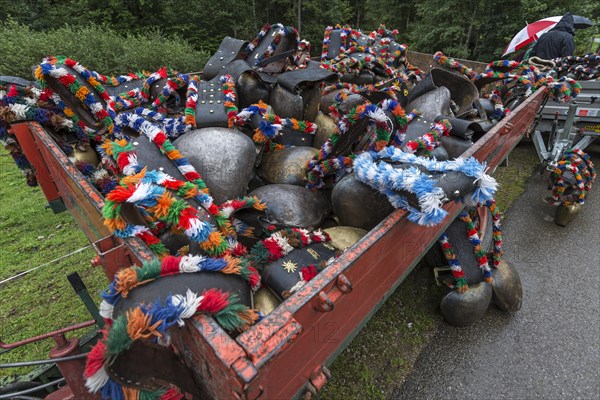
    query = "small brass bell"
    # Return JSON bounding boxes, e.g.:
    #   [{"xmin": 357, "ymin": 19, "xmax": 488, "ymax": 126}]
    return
[
  {"xmin": 253, "ymin": 288, "xmax": 281, "ymax": 315},
  {"xmin": 554, "ymin": 203, "xmax": 581, "ymax": 227},
  {"xmin": 313, "ymin": 112, "xmax": 338, "ymax": 149},
  {"xmin": 324, "ymin": 226, "xmax": 368, "ymax": 251},
  {"xmin": 258, "ymin": 147, "xmax": 317, "ymax": 186},
  {"xmin": 73, "ymin": 143, "xmax": 99, "ymax": 166}
]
